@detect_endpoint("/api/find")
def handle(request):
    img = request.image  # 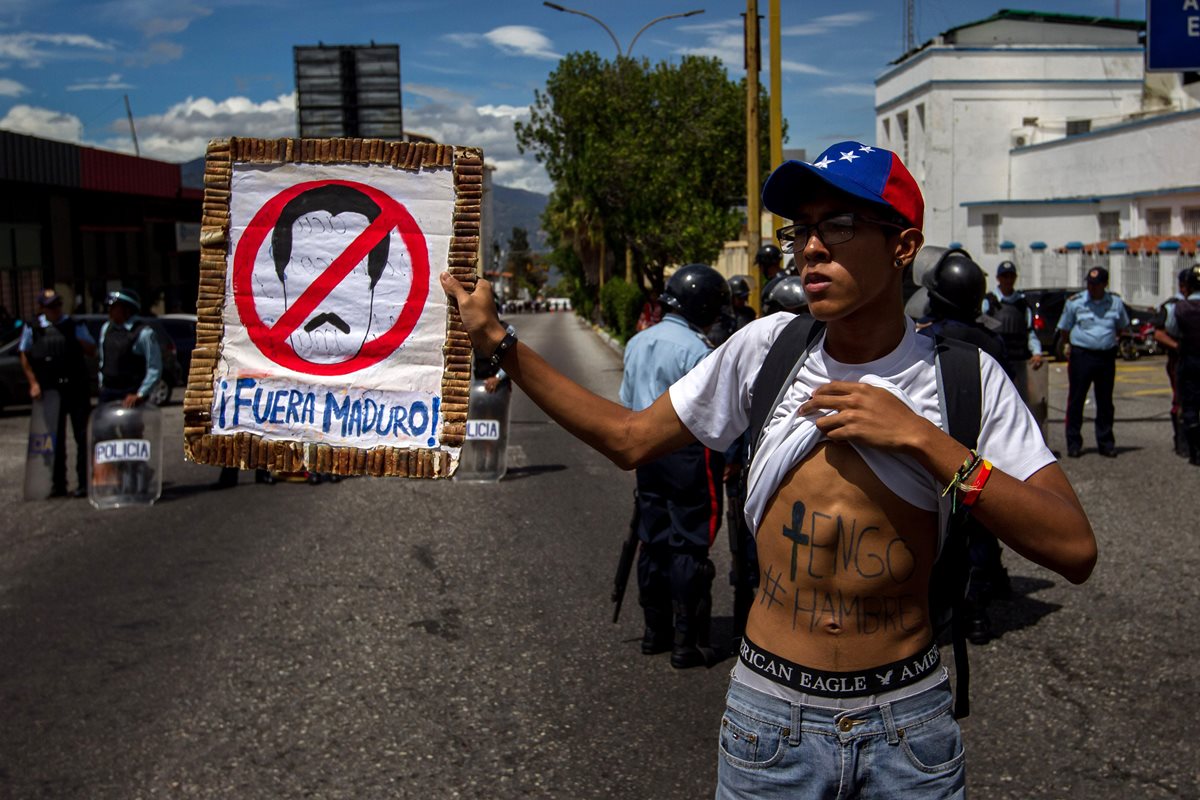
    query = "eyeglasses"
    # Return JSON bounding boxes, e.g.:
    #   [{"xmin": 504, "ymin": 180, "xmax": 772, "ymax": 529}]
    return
[{"xmin": 776, "ymin": 213, "xmax": 905, "ymax": 253}]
